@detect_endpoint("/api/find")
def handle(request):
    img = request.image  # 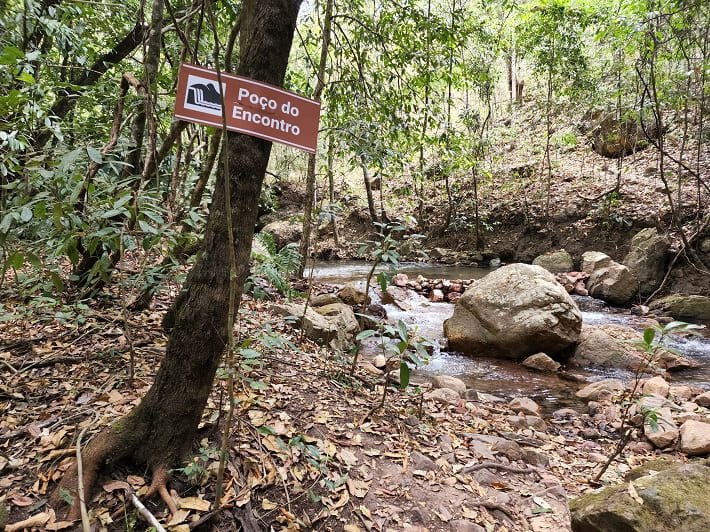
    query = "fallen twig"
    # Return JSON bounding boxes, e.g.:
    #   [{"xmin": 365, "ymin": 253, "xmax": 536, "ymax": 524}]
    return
[
  {"xmin": 76, "ymin": 422, "xmax": 92, "ymax": 532},
  {"xmin": 0, "ymin": 358, "xmax": 19, "ymax": 374},
  {"xmin": 130, "ymin": 491, "xmax": 167, "ymax": 532}
]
